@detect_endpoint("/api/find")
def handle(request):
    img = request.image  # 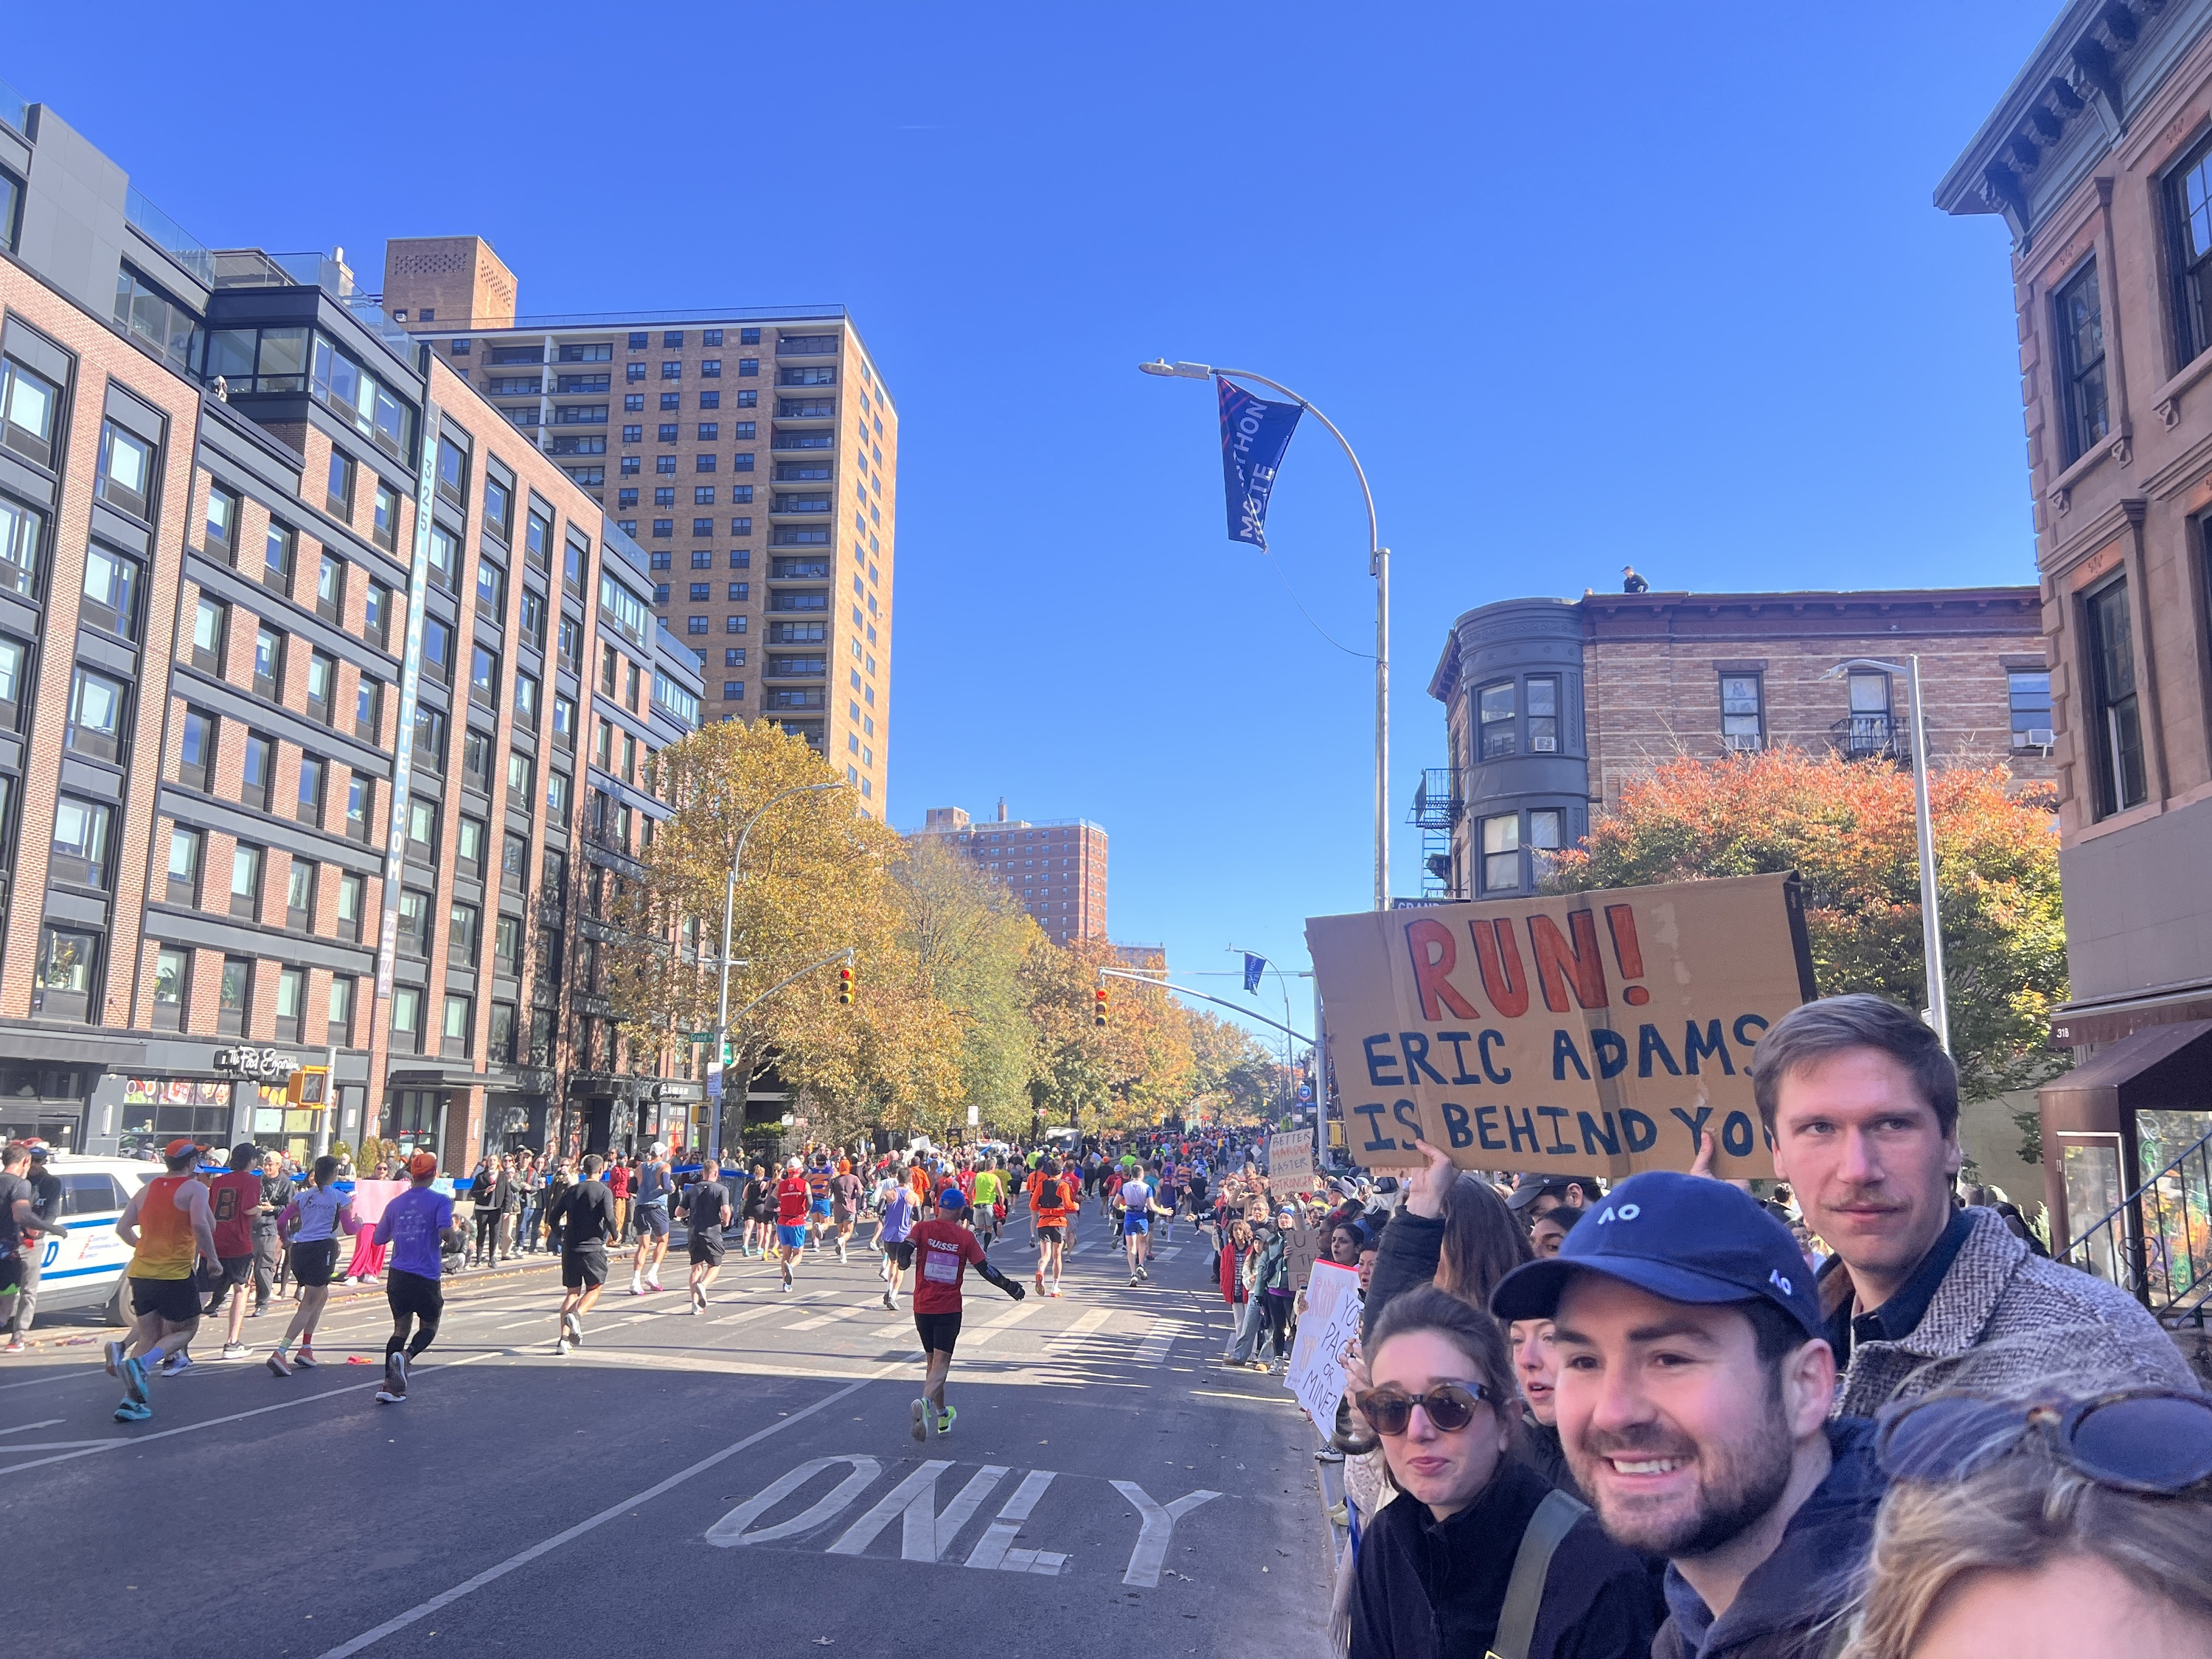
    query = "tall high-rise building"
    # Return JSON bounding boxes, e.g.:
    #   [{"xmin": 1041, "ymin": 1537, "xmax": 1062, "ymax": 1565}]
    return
[
  {"xmin": 380, "ymin": 238, "xmax": 894, "ymax": 815},
  {"xmin": 916, "ymin": 804, "xmax": 1105, "ymax": 946}
]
